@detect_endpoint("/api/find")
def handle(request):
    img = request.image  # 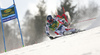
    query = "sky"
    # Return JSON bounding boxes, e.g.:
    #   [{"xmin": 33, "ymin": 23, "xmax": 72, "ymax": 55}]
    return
[{"xmin": 0, "ymin": 0, "xmax": 100, "ymax": 21}]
